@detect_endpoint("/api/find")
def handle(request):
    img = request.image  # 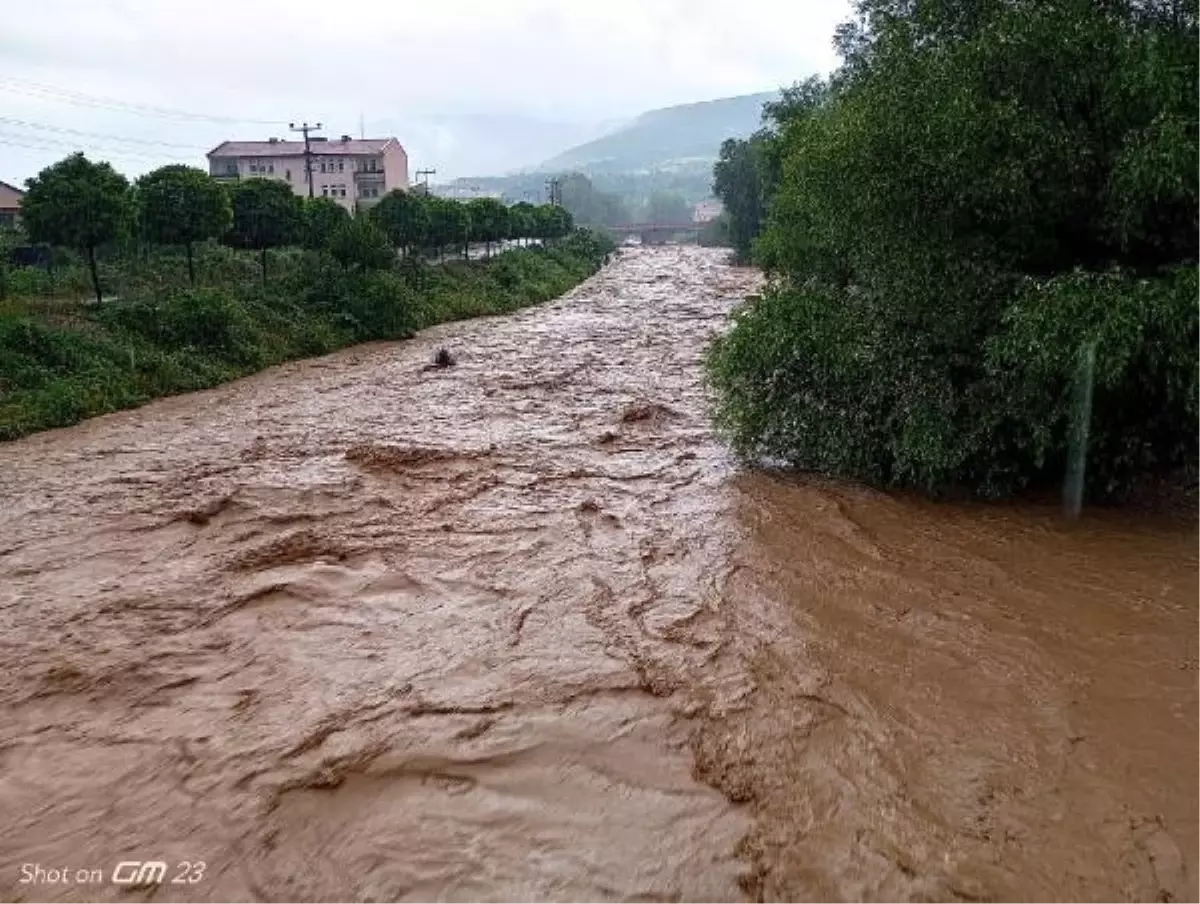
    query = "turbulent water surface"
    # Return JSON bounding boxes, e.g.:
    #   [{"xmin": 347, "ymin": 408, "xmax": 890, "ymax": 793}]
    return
[{"xmin": 0, "ymin": 246, "xmax": 1195, "ymax": 902}]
